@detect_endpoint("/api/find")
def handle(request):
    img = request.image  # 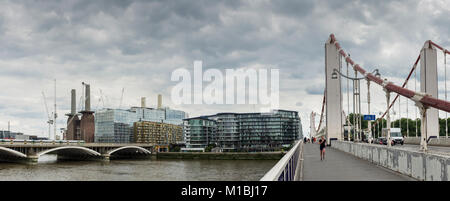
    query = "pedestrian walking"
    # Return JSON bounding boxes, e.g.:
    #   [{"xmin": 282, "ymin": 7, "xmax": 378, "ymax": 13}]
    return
[{"xmin": 319, "ymin": 136, "xmax": 326, "ymax": 161}]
